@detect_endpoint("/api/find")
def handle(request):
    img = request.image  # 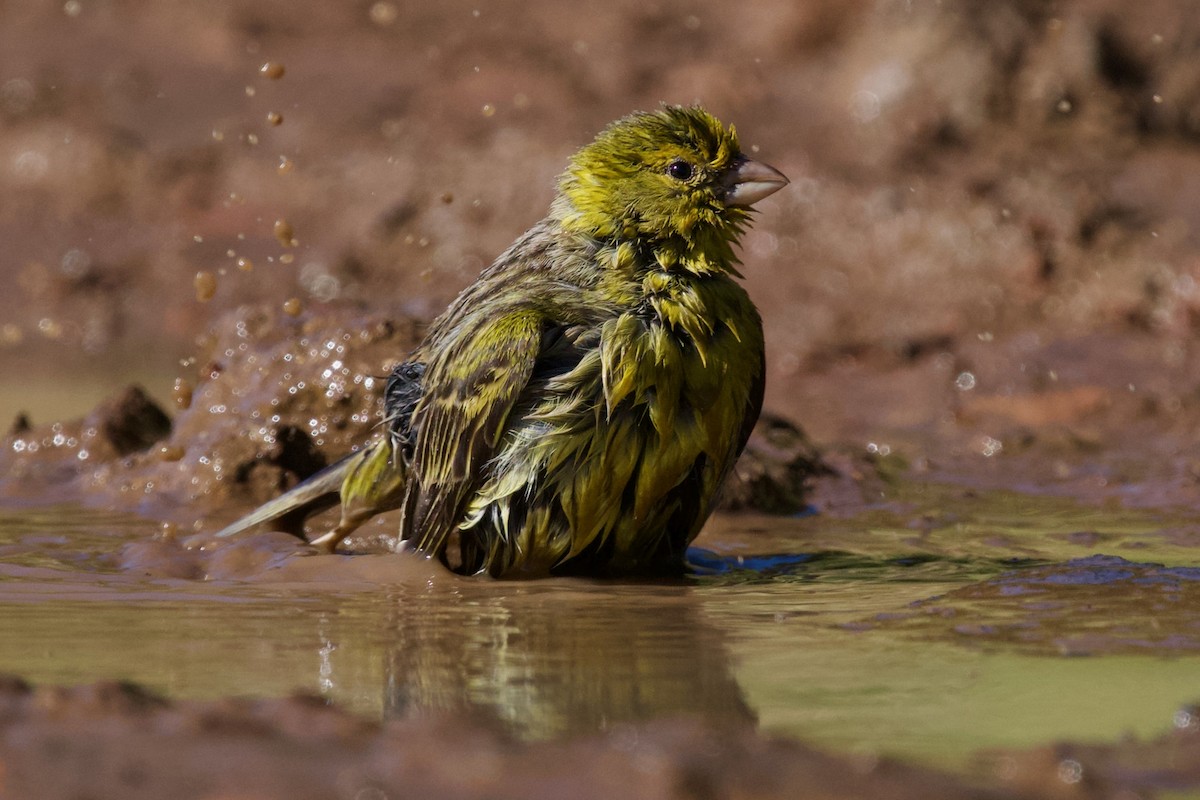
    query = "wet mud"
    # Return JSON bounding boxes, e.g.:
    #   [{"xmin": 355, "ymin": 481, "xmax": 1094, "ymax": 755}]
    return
[
  {"xmin": 5, "ymin": 0, "xmax": 1200, "ymax": 797},
  {"xmin": 0, "ymin": 677, "xmax": 1027, "ymax": 800}
]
